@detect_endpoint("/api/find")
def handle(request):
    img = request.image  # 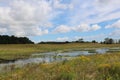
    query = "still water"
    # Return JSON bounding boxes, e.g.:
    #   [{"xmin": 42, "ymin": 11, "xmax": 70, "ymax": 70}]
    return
[{"xmin": 0, "ymin": 47, "xmax": 120, "ymax": 71}]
